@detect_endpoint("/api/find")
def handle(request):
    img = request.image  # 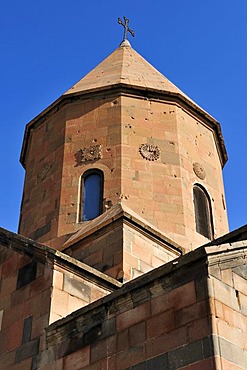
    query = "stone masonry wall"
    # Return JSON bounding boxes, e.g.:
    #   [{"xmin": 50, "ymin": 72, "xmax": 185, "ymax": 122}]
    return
[
  {"xmin": 19, "ymin": 109, "xmax": 66, "ymax": 244},
  {"xmin": 0, "ymin": 230, "xmax": 120, "ymax": 370},
  {"xmin": 19, "ymin": 92, "xmax": 228, "ymax": 252},
  {"xmin": 121, "ymin": 96, "xmax": 182, "ymax": 235},
  {"xmin": 177, "ymin": 106, "xmax": 229, "ymax": 248},
  {"xmin": 35, "ymin": 248, "xmax": 220, "ymax": 370},
  {"xmin": 19, "ymin": 95, "xmax": 123, "ymax": 247},
  {"xmin": 0, "ymin": 246, "xmax": 52, "ymax": 370},
  {"xmin": 64, "ymin": 217, "xmax": 181, "ymax": 283},
  {"xmin": 120, "ymin": 95, "xmax": 228, "ymax": 251},
  {"xmin": 1, "ymin": 232, "xmax": 246, "ymax": 369},
  {"xmin": 56, "ymin": 96, "xmax": 122, "ymax": 242},
  {"xmin": 65, "ymin": 220, "xmax": 124, "ymax": 281},
  {"xmin": 32, "ymin": 244, "xmax": 246, "ymax": 370},
  {"xmin": 207, "ymin": 243, "xmax": 247, "ymax": 369},
  {"xmin": 123, "ymin": 222, "xmax": 180, "ymax": 281},
  {"xmin": 50, "ymin": 264, "xmax": 112, "ymax": 324}
]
